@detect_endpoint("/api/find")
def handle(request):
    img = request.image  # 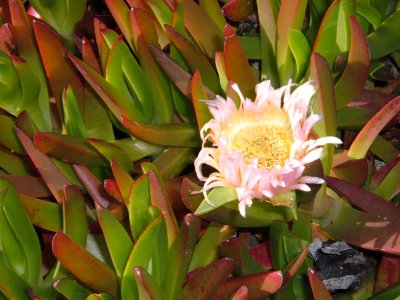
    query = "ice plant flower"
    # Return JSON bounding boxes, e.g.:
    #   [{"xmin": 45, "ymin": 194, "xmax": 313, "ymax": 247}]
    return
[{"xmin": 194, "ymin": 80, "xmax": 342, "ymax": 217}]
